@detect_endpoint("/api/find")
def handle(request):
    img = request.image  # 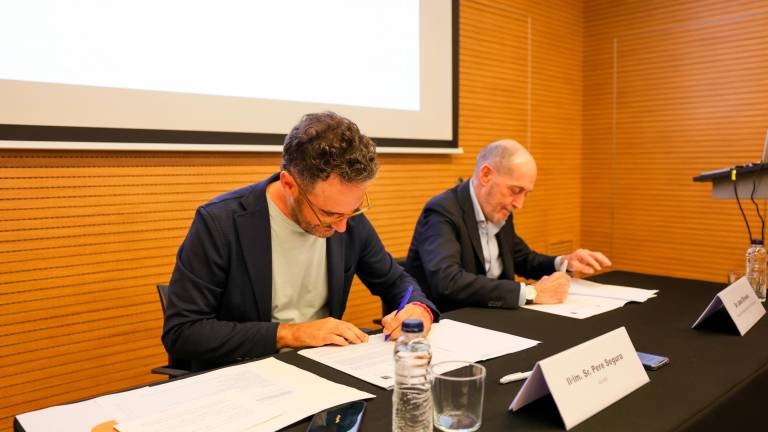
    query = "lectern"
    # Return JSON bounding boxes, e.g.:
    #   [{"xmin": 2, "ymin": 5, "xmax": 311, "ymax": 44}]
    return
[{"xmin": 693, "ymin": 163, "xmax": 768, "ymax": 199}]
